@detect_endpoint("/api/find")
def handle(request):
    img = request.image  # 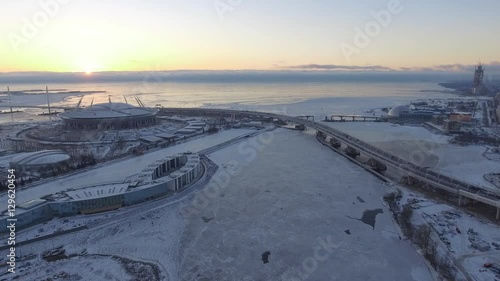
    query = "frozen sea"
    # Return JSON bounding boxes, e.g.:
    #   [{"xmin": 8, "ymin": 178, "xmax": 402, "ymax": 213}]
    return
[{"xmin": 0, "ymin": 79, "xmax": 456, "ymax": 124}]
